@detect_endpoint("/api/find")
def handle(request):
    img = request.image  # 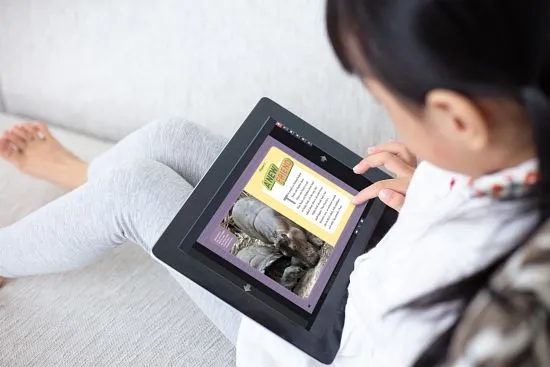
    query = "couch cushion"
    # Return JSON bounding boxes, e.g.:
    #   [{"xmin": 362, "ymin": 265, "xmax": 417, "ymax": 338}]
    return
[
  {"xmin": 0, "ymin": 0, "xmax": 394, "ymax": 155},
  {"xmin": 0, "ymin": 113, "xmax": 236, "ymax": 367}
]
